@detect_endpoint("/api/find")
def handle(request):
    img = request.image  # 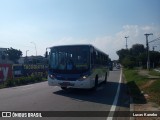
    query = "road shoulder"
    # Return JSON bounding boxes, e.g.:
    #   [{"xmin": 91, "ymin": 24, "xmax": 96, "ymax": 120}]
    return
[{"xmin": 123, "ymin": 69, "xmax": 160, "ymax": 120}]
